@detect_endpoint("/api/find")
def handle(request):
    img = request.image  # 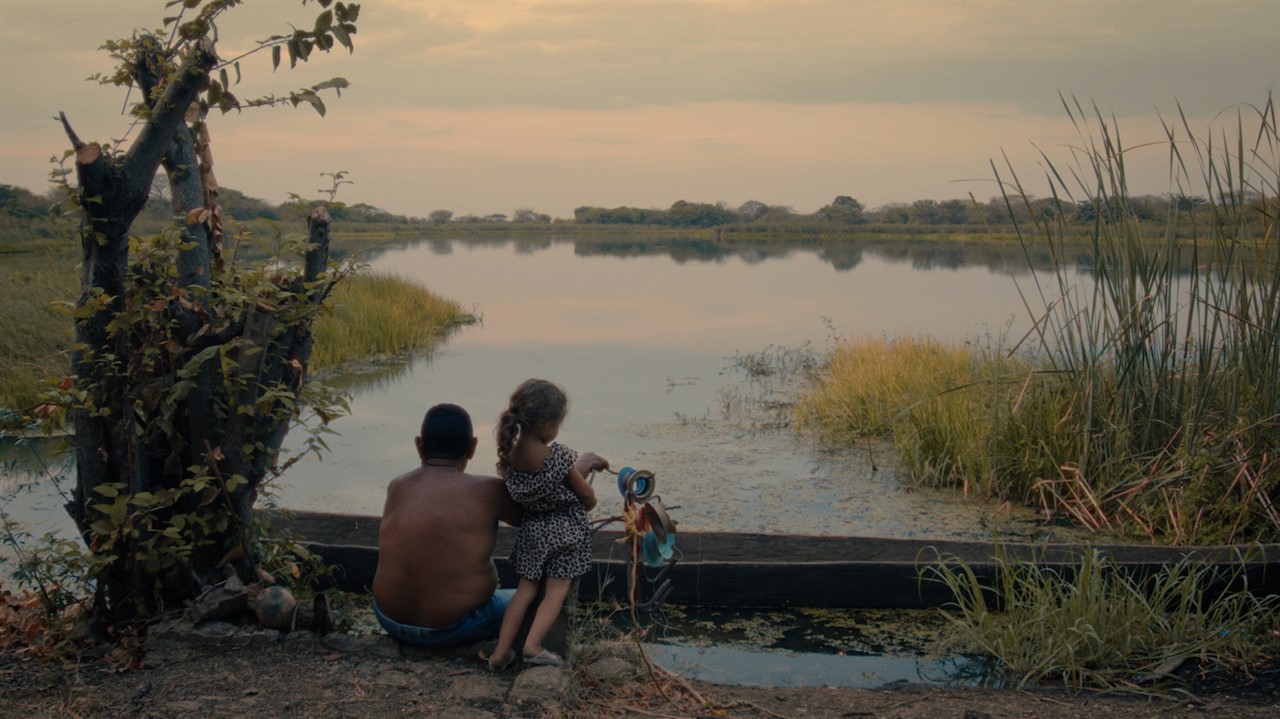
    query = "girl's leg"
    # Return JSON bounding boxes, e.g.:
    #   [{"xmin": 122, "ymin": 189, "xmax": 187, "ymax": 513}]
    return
[
  {"xmin": 523, "ymin": 577, "xmax": 572, "ymax": 659},
  {"xmin": 489, "ymin": 578, "xmax": 539, "ymax": 669}
]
